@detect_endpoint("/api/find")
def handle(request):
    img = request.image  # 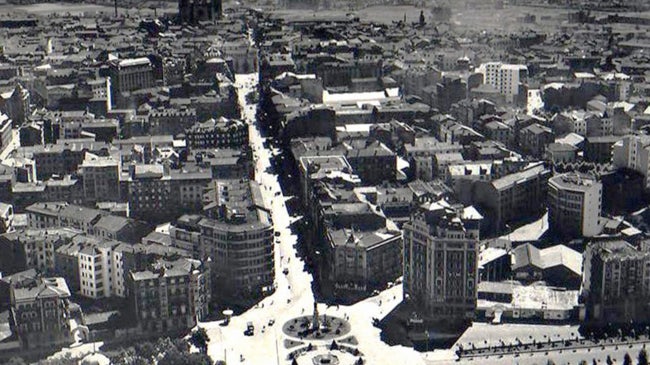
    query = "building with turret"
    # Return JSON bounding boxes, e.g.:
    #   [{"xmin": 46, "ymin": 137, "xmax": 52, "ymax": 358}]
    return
[{"xmin": 403, "ymin": 201, "xmax": 482, "ymax": 322}]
